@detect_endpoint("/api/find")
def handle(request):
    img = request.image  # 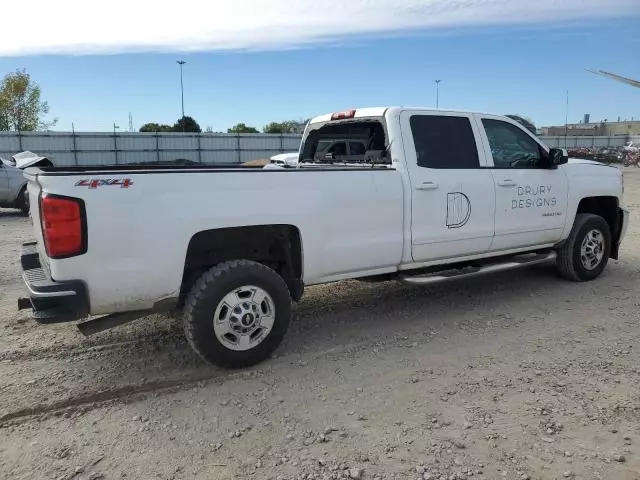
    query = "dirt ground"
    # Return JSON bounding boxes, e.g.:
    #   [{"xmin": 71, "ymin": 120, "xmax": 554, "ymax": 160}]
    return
[{"xmin": 1, "ymin": 169, "xmax": 640, "ymax": 480}]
